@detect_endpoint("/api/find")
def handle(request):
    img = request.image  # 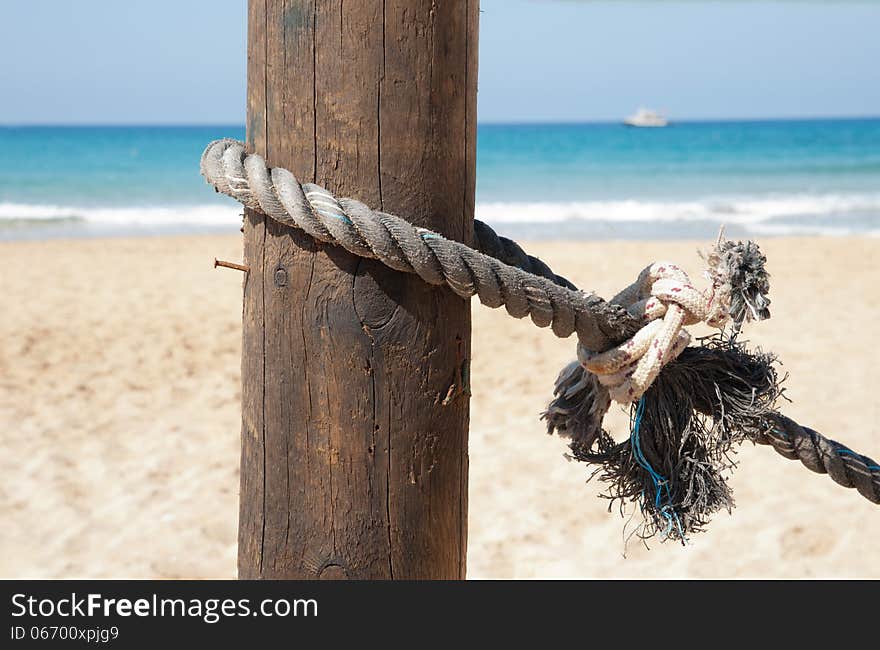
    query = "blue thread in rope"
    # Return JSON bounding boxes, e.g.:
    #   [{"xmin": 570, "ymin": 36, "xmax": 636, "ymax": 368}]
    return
[
  {"xmin": 315, "ymin": 208, "xmax": 352, "ymax": 224},
  {"xmin": 630, "ymin": 396, "xmax": 686, "ymax": 542},
  {"xmin": 836, "ymin": 447, "xmax": 880, "ymax": 472}
]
